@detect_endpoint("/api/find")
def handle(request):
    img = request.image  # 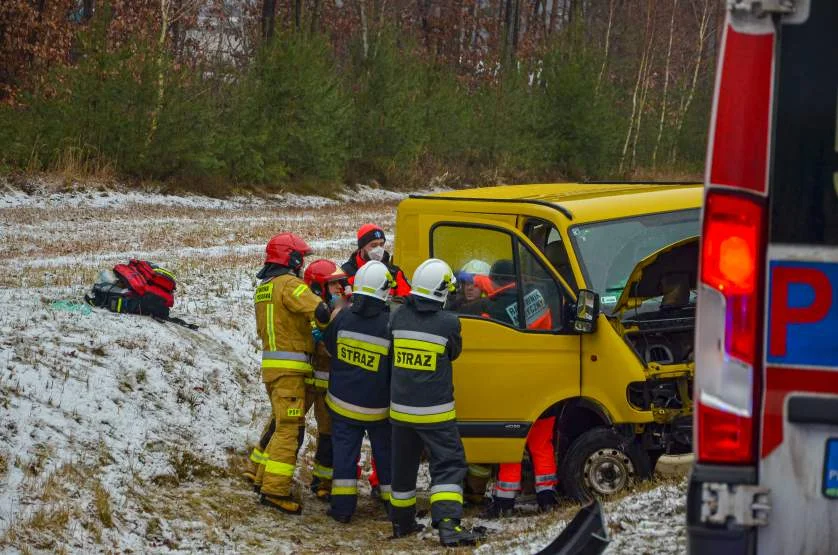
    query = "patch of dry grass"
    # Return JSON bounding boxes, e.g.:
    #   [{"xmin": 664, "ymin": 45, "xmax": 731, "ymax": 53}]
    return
[
  {"xmin": 0, "ymin": 200, "xmax": 397, "ymax": 289},
  {"xmin": 93, "ymin": 480, "xmax": 114, "ymax": 528}
]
